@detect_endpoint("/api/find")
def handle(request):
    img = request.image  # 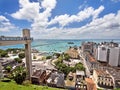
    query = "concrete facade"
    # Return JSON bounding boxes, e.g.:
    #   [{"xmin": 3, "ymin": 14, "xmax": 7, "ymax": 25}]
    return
[
  {"xmin": 0, "ymin": 29, "xmax": 33, "ymax": 80},
  {"xmin": 97, "ymin": 46, "xmax": 108, "ymax": 62},
  {"xmin": 23, "ymin": 29, "xmax": 32, "ymax": 80},
  {"xmin": 109, "ymin": 47, "xmax": 120, "ymax": 66},
  {"xmin": 81, "ymin": 42, "xmax": 94, "ymax": 54},
  {"xmin": 95, "ymin": 44, "xmax": 120, "ymax": 66}
]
